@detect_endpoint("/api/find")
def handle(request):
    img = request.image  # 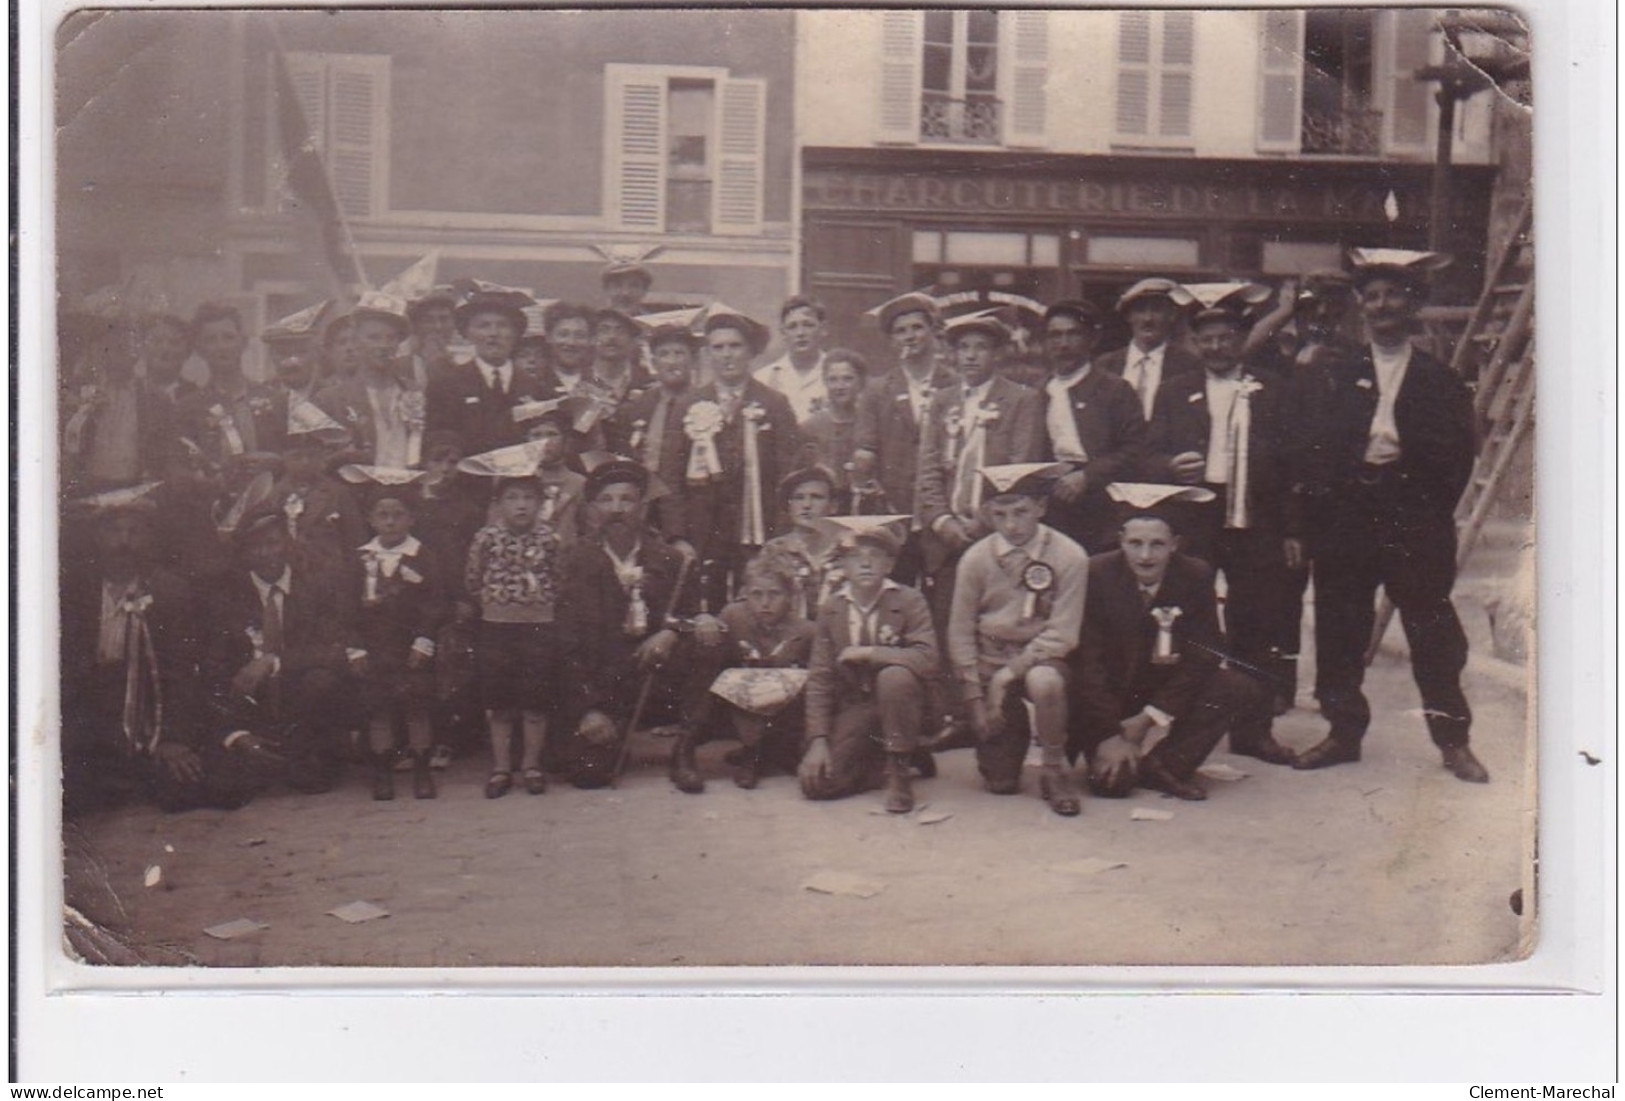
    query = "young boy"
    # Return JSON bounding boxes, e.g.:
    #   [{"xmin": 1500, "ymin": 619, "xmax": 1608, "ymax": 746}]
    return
[
  {"xmin": 947, "ymin": 463, "xmax": 1089, "ymax": 816},
  {"xmin": 673, "ymin": 554, "xmax": 818, "ymax": 793},
  {"xmin": 340, "ymin": 466, "xmax": 448, "ymax": 800},
  {"xmin": 799, "ymin": 518, "xmax": 940, "ymax": 813},
  {"xmin": 461, "ymin": 444, "xmax": 563, "ymax": 798}
]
